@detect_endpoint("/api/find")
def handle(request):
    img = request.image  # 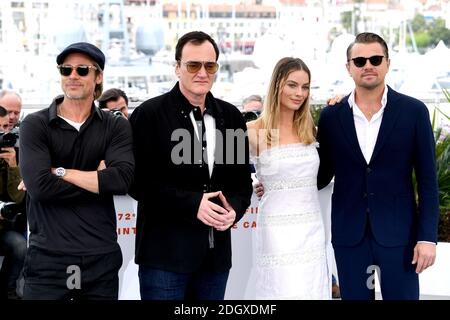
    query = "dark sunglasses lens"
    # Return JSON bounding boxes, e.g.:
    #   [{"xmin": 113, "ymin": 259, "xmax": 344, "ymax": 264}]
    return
[
  {"xmin": 352, "ymin": 56, "xmax": 383, "ymax": 67},
  {"xmin": 76, "ymin": 66, "xmax": 90, "ymax": 76},
  {"xmin": 353, "ymin": 57, "xmax": 367, "ymax": 68},
  {"xmin": 205, "ymin": 62, "xmax": 218, "ymax": 74},
  {"xmin": 59, "ymin": 66, "xmax": 73, "ymax": 76},
  {"xmin": 186, "ymin": 62, "xmax": 202, "ymax": 73},
  {"xmin": 369, "ymin": 56, "xmax": 383, "ymax": 66}
]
